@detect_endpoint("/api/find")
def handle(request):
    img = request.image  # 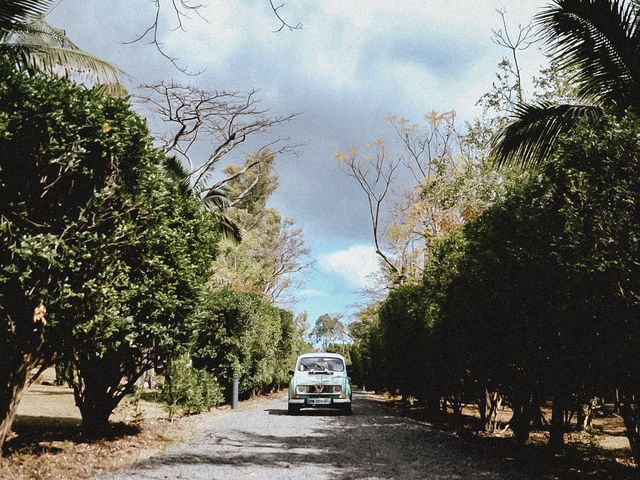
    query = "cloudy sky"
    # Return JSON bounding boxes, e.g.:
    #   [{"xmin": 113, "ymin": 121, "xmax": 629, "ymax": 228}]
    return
[{"xmin": 49, "ymin": 0, "xmax": 548, "ymax": 324}]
